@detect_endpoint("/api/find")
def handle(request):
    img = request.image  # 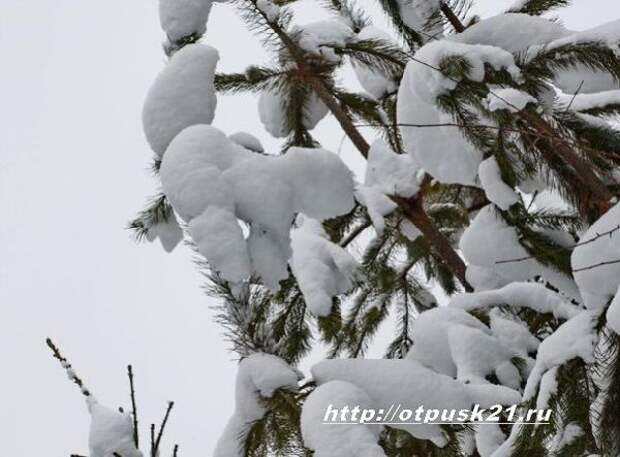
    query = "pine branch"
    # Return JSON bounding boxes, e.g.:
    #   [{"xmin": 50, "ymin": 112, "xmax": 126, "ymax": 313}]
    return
[
  {"xmin": 507, "ymin": 0, "xmax": 570, "ymax": 16},
  {"xmin": 234, "ymin": 0, "xmax": 472, "ymax": 290}
]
